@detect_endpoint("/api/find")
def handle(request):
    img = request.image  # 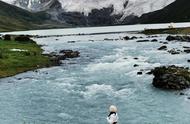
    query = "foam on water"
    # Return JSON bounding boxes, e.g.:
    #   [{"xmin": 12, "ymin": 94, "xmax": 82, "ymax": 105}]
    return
[
  {"xmin": 81, "ymin": 84, "xmax": 135, "ymax": 99},
  {"xmin": 57, "ymin": 113, "xmax": 73, "ymax": 120}
]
